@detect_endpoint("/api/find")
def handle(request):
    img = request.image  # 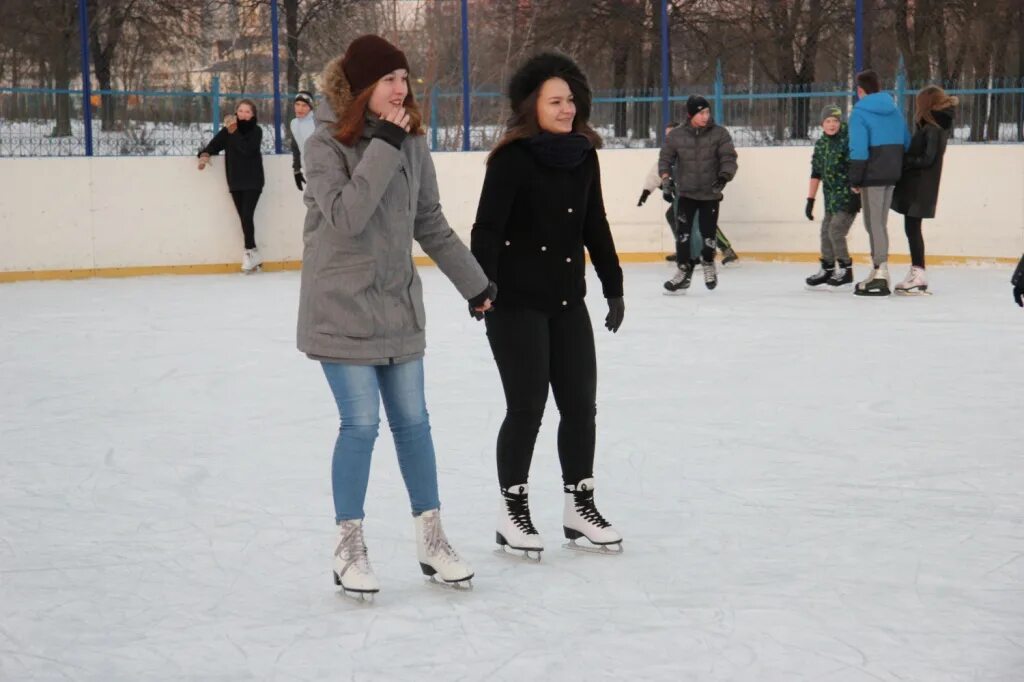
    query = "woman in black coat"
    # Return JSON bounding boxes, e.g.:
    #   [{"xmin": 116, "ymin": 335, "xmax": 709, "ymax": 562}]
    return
[
  {"xmin": 891, "ymin": 86, "xmax": 958, "ymax": 294},
  {"xmin": 471, "ymin": 53, "xmax": 624, "ymax": 559},
  {"xmin": 198, "ymin": 99, "xmax": 266, "ymax": 273}
]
